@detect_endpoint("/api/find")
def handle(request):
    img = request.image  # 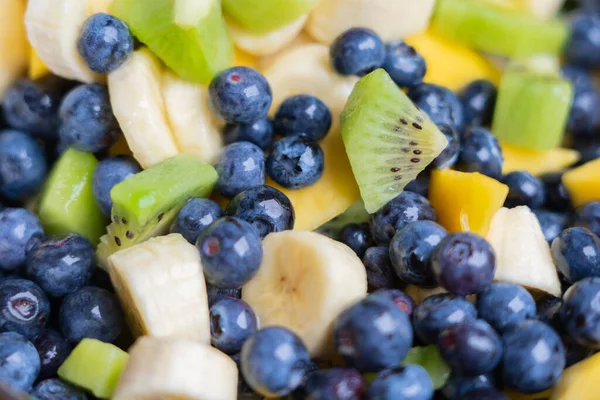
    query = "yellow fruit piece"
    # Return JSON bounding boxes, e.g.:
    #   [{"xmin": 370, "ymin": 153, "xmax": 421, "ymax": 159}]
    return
[
  {"xmin": 429, "ymin": 169, "xmax": 509, "ymax": 236},
  {"xmin": 108, "ymin": 135, "xmax": 133, "ymax": 157},
  {"xmin": 29, "ymin": 46, "xmax": 50, "ymax": 79},
  {"xmin": 501, "ymin": 142, "xmax": 580, "ymax": 176},
  {"xmin": 551, "ymin": 351, "xmax": 600, "ymax": 400},
  {"xmin": 405, "ymin": 30, "xmax": 501, "ymax": 91},
  {"xmin": 233, "ymin": 47, "xmax": 258, "ymax": 69},
  {"xmin": 563, "ymin": 158, "xmax": 600, "ymax": 207},
  {"xmin": 0, "ymin": 0, "xmax": 28, "ymax": 97}
]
